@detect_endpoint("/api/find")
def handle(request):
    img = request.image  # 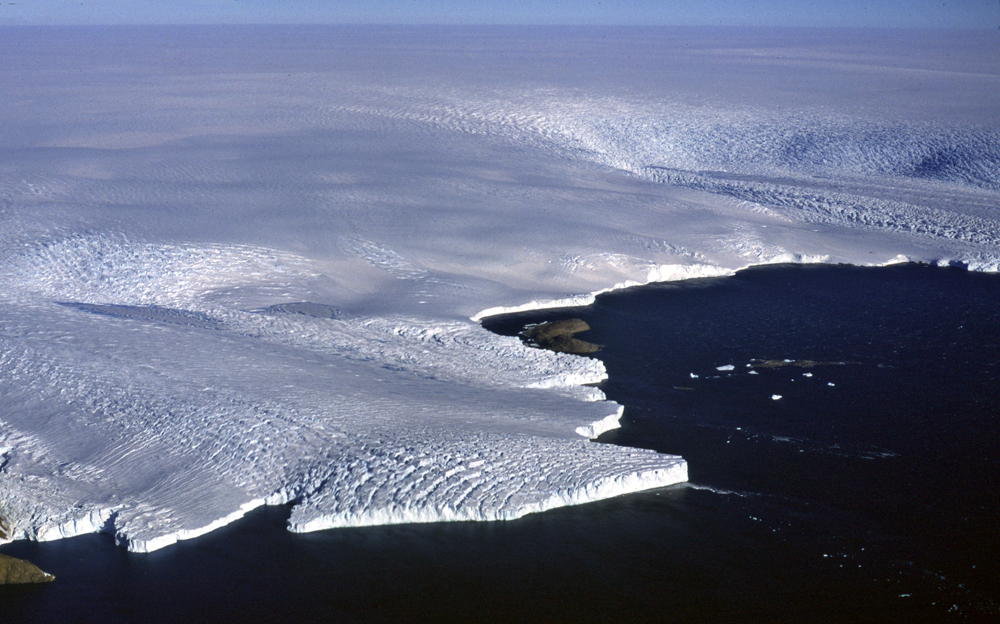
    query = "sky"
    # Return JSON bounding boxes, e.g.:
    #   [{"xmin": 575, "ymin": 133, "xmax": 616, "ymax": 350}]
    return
[{"xmin": 0, "ymin": 0, "xmax": 997, "ymax": 28}]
